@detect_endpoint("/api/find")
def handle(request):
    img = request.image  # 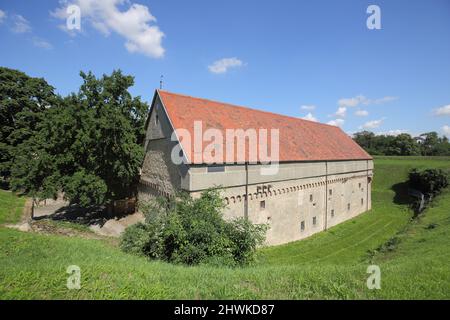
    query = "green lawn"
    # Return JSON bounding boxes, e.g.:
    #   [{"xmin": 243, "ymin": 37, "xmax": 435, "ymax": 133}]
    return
[
  {"xmin": 0, "ymin": 190, "xmax": 25, "ymax": 225},
  {"xmin": 0, "ymin": 157, "xmax": 449, "ymax": 299}
]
